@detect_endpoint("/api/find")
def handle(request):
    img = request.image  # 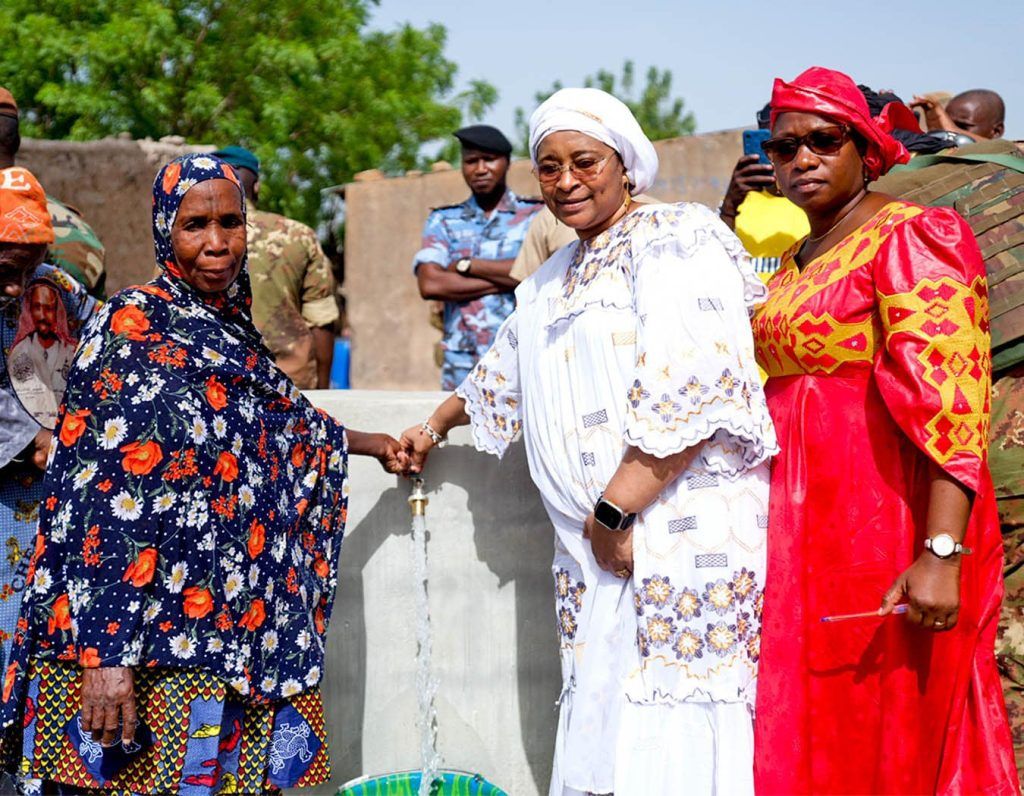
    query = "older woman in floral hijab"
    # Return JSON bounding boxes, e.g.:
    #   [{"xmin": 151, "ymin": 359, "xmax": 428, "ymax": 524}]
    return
[{"xmin": 0, "ymin": 154, "xmax": 403, "ymax": 794}]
